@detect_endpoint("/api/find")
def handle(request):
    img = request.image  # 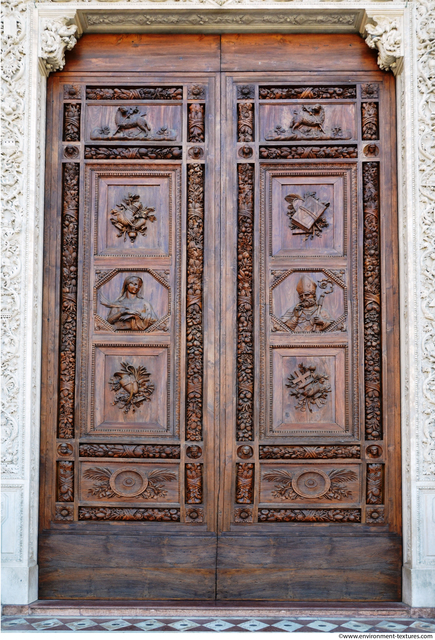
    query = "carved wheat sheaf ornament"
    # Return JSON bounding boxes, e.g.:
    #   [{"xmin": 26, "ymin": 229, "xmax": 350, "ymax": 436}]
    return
[
  {"xmin": 263, "ymin": 468, "xmax": 358, "ymax": 501},
  {"xmin": 109, "ymin": 193, "xmax": 156, "ymax": 243},
  {"xmin": 286, "ymin": 363, "xmax": 331, "ymax": 413},
  {"xmin": 83, "ymin": 467, "xmax": 176, "ymax": 500},
  {"xmin": 284, "ymin": 192, "xmax": 330, "ymax": 239},
  {"xmin": 109, "ymin": 361, "xmax": 154, "ymax": 413},
  {"xmin": 91, "ymin": 106, "xmax": 177, "ymax": 141},
  {"xmin": 265, "ymin": 104, "xmax": 351, "ymax": 141}
]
